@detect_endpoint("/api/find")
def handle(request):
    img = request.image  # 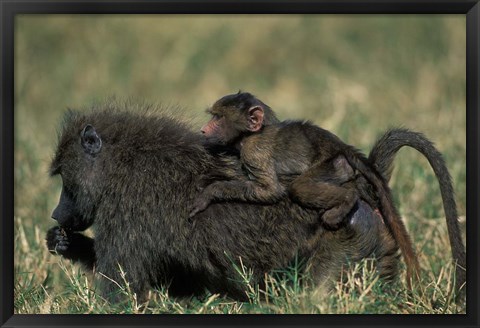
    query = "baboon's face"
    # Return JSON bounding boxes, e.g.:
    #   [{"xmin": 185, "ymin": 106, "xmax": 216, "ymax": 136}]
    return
[
  {"xmin": 50, "ymin": 124, "xmax": 102, "ymax": 231},
  {"xmin": 201, "ymin": 93, "xmax": 265, "ymax": 146},
  {"xmin": 51, "ymin": 185, "xmax": 92, "ymax": 231},
  {"xmin": 201, "ymin": 107, "xmax": 241, "ymax": 145}
]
